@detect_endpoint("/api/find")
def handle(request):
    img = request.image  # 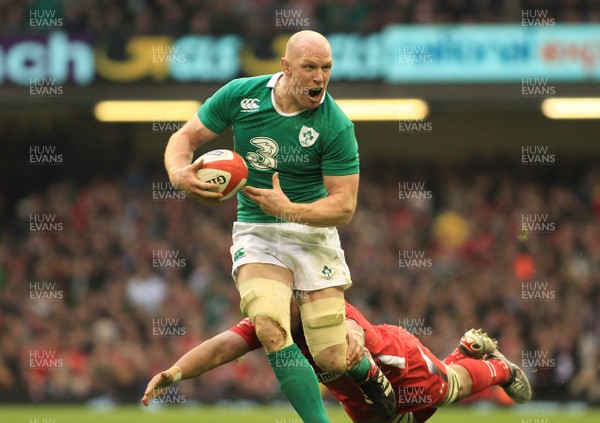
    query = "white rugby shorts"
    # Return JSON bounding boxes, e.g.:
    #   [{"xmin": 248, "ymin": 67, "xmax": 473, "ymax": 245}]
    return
[{"xmin": 230, "ymin": 222, "xmax": 352, "ymax": 291}]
